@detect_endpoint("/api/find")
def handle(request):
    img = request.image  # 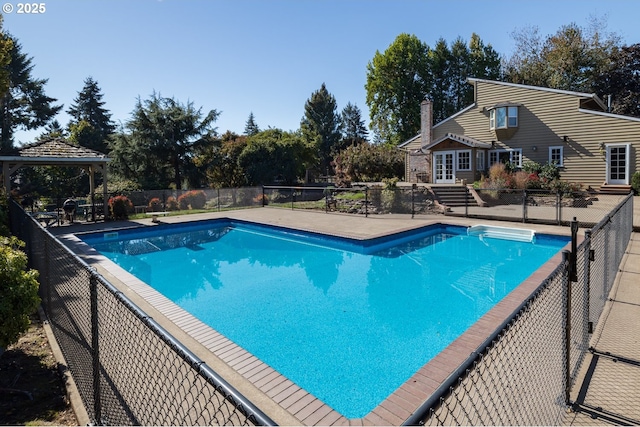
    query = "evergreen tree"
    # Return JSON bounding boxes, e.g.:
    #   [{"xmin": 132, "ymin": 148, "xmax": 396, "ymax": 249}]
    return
[
  {"xmin": 37, "ymin": 120, "xmax": 66, "ymax": 140},
  {"xmin": 0, "ymin": 35, "xmax": 62, "ymax": 151},
  {"xmin": 67, "ymin": 77, "xmax": 115, "ymax": 152},
  {"xmin": 340, "ymin": 102, "xmax": 368, "ymax": 147},
  {"xmin": 0, "ymin": 16, "xmax": 12, "ymax": 100},
  {"xmin": 300, "ymin": 83, "xmax": 341, "ymax": 173},
  {"xmin": 111, "ymin": 93, "xmax": 219, "ymax": 190},
  {"xmin": 244, "ymin": 111, "xmax": 260, "ymax": 136},
  {"xmin": 430, "ymin": 38, "xmax": 453, "ymax": 123}
]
